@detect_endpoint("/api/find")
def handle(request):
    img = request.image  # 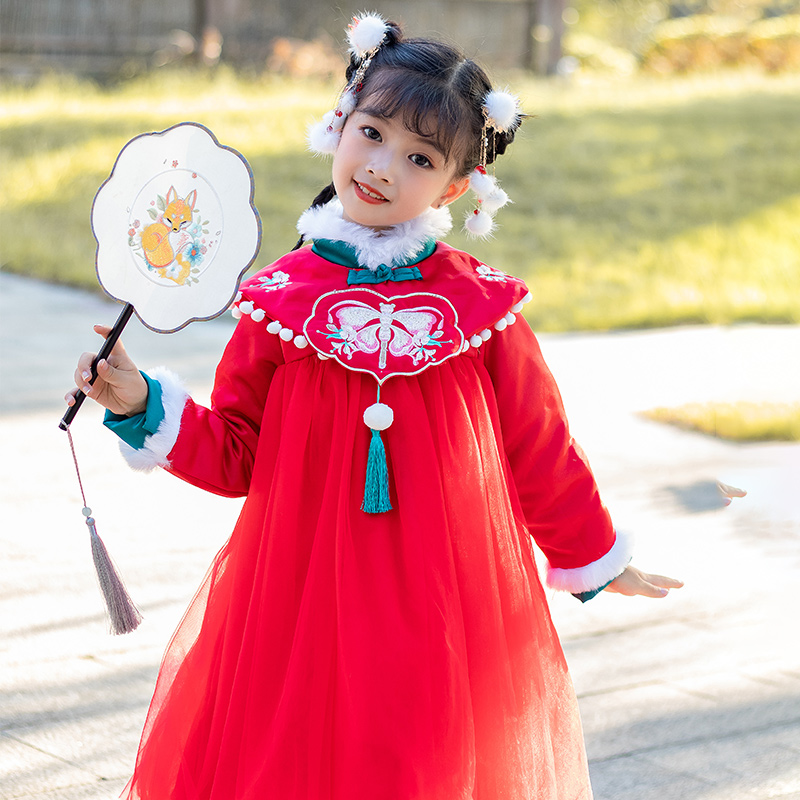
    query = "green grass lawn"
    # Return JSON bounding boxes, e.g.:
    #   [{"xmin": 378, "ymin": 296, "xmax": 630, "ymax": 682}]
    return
[
  {"xmin": 1, "ymin": 68, "xmax": 799, "ymax": 331},
  {"xmin": 644, "ymin": 402, "xmax": 800, "ymax": 442}
]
